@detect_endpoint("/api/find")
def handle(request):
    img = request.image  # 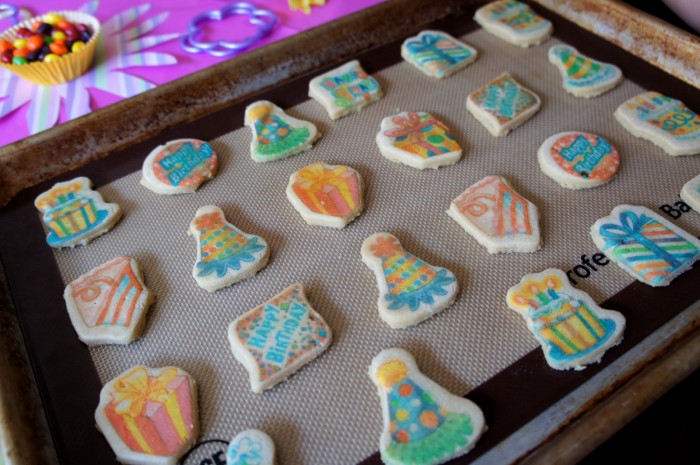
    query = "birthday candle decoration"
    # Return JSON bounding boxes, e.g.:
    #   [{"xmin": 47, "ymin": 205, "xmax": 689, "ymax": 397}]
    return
[
  {"xmin": 64, "ymin": 257, "xmax": 154, "ymax": 345},
  {"xmin": 189, "ymin": 206, "xmax": 269, "ymax": 292},
  {"xmin": 680, "ymin": 174, "xmax": 700, "ymax": 213},
  {"xmin": 376, "ymin": 111, "xmax": 462, "ymax": 170},
  {"xmin": 141, "ymin": 139, "xmax": 218, "ymax": 194},
  {"xmin": 308, "ymin": 60, "xmax": 383, "ymax": 120},
  {"xmin": 474, "ymin": 0, "xmax": 552, "ymax": 47},
  {"xmin": 369, "ymin": 348, "xmax": 486, "ymax": 465},
  {"xmin": 244, "ymin": 101, "xmax": 319, "ymax": 162},
  {"xmin": 361, "ymin": 233, "xmax": 458, "ymax": 329},
  {"xmin": 34, "ymin": 176, "xmax": 122, "ymax": 248},
  {"xmin": 548, "ymin": 45, "xmax": 622, "ymax": 98},
  {"xmin": 614, "ymin": 92, "xmax": 700, "ymax": 156},
  {"xmin": 228, "ymin": 284, "xmax": 332, "ymax": 393},
  {"xmin": 447, "ymin": 176, "xmax": 541, "ymax": 253},
  {"xmin": 591, "ymin": 205, "xmax": 700, "ymax": 287},
  {"xmin": 95, "ymin": 365, "xmax": 199, "ymax": 465},
  {"xmin": 401, "ymin": 30, "xmax": 478, "ymax": 79},
  {"xmin": 286, "ymin": 162, "xmax": 364, "ymax": 228},
  {"xmin": 467, "ymin": 72, "xmax": 541, "ymax": 136},
  {"xmin": 507, "ymin": 269, "xmax": 625, "ymax": 370}
]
